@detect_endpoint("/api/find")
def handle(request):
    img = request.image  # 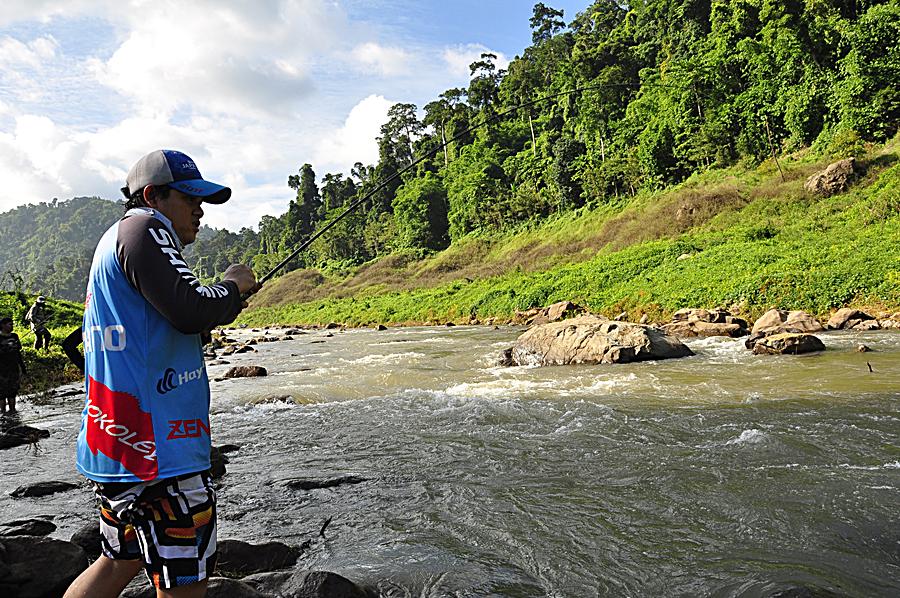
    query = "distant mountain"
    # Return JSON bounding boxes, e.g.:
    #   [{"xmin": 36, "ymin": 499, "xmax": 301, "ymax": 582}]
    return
[{"xmin": 0, "ymin": 197, "xmax": 123, "ymax": 301}]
